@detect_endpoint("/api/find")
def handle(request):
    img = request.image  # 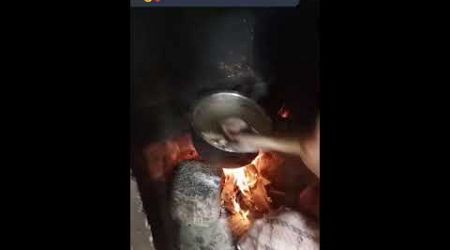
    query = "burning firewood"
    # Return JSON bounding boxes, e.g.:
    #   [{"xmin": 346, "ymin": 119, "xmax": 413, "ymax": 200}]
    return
[
  {"xmin": 221, "ymin": 152, "xmax": 278, "ymax": 238},
  {"xmin": 228, "ymin": 212, "xmax": 251, "ymax": 238},
  {"xmin": 246, "ymin": 178, "xmax": 271, "ymax": 216}
]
